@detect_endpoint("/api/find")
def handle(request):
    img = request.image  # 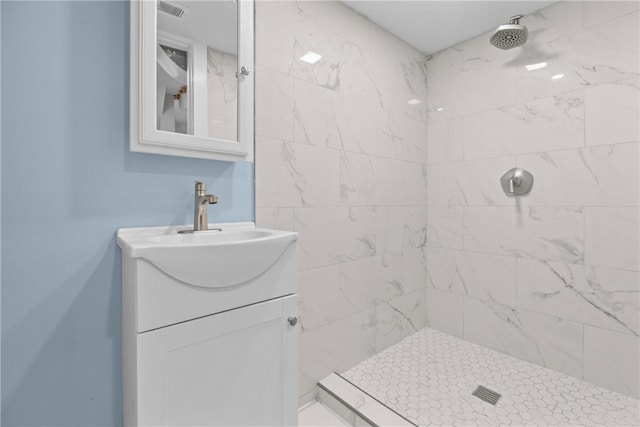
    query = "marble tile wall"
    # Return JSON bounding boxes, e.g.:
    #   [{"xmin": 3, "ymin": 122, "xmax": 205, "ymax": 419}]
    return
[
  {"xmin": 254, "ymin": 0, "xmax": 429, "ymax": 403},
  {"xmin": 207, "ymin": 48, "xmax": 238, "ymax": 141},
  {"xmin": 425, "ymin": 1, "xmax": 640, "ymax": 398}
]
